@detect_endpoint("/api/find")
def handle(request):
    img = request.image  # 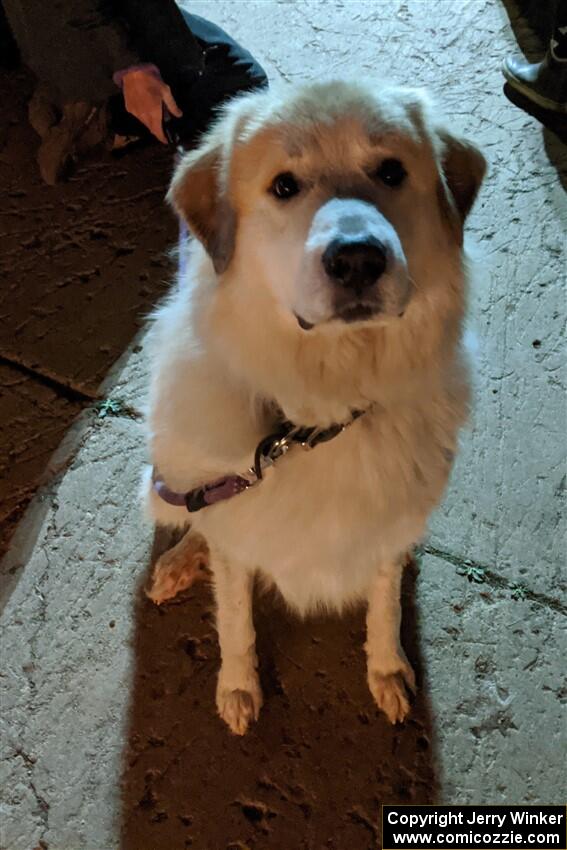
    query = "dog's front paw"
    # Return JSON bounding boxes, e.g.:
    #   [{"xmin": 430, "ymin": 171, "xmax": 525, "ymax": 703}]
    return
[
  {"xmin": 146, "ymin": 532, "xmax": 209, "ymax": 605},
  {"xmin": 367, "ymin": 659, "xmax": 416, "ymax": 724},
  {"xmin": 216, "ymin": 669, "xmax": 263, "ymax": 736}
]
